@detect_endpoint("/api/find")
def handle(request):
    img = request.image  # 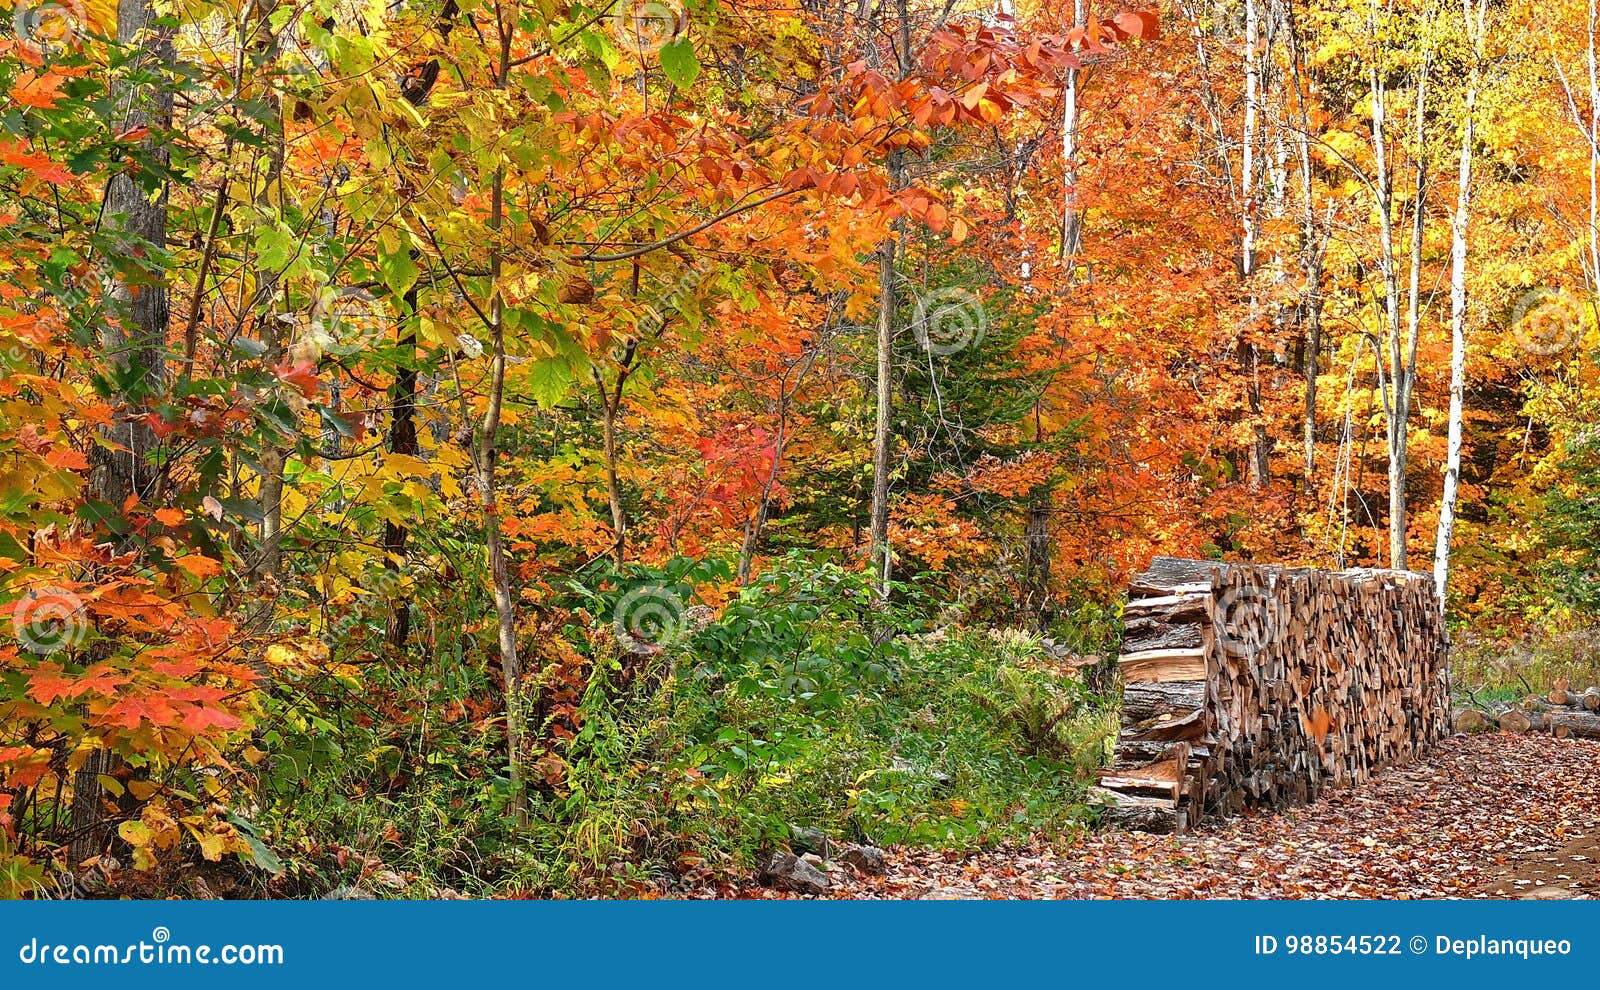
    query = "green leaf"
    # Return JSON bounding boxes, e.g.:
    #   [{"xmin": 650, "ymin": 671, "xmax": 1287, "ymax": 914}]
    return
[
  {"xmin": 377, "ymin": 241, "xmax": 419, "ymax": 298},
  {"xmin": 256, "ymin": 223, "xmax": 296, "ymax": 272},
  {"xmin": 525, "ymin": 356, "xmax": 576, "ymax": 407},
  {"xmin": 228, "ymin": 815, "xmax": 284, "ymax": 875},
  {"xmin": 659, "ymin": 37, "xmax": 700, "ymax": 88}
]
